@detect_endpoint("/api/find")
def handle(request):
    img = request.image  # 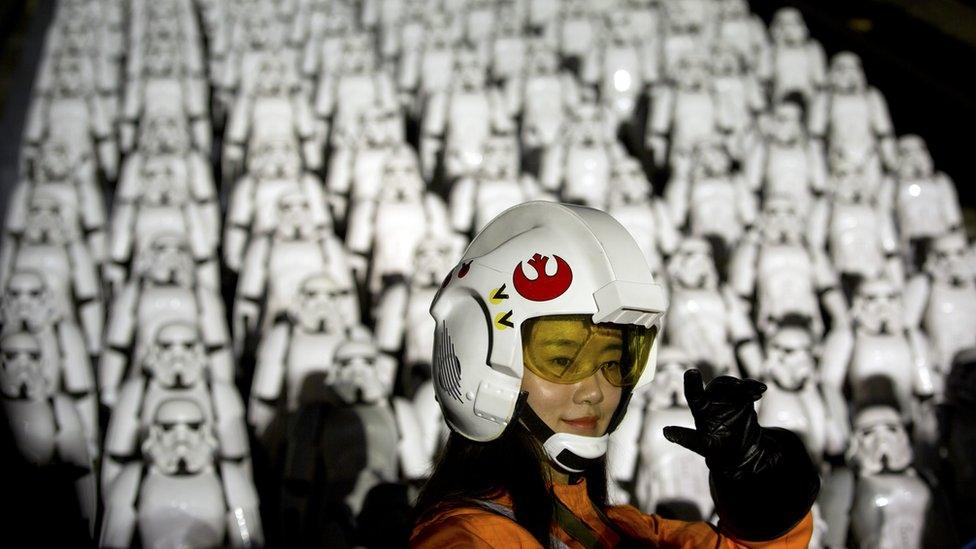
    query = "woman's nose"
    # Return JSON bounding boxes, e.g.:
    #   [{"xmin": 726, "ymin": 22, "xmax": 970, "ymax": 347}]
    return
[{"xmin": 574, "ymin": 369, "xmax": 606, "ymax": 405}]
